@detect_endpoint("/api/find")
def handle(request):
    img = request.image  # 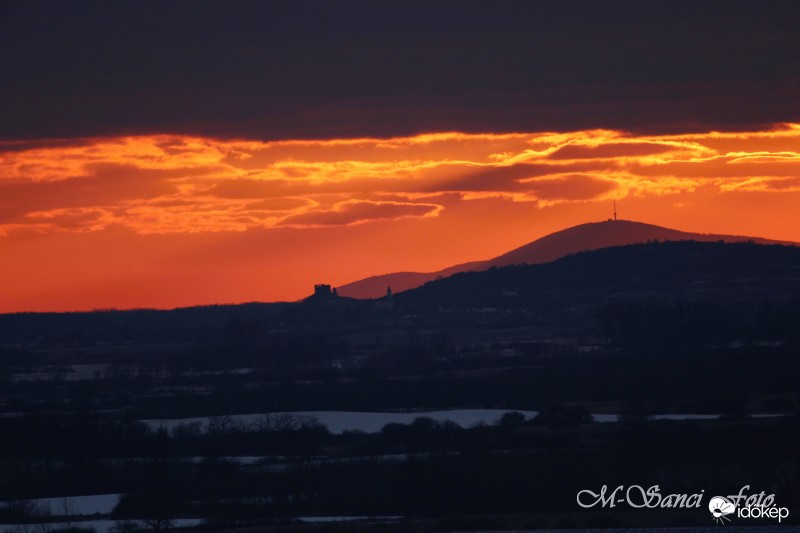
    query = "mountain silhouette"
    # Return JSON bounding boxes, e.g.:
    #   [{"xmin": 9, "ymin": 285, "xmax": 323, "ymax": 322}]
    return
[
  {"xmin": 337, "ymin": 220, "xmax": 792, "ymax": 298},
  {"xmin": 2, "ymin": 240, "xmax": 799, "ymax": 345},
  {"xmin": 394, "ymin": 240, "xmax": 800, "ymax": 312}
]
